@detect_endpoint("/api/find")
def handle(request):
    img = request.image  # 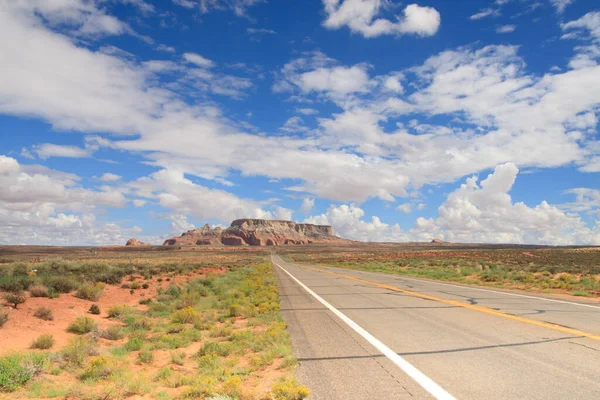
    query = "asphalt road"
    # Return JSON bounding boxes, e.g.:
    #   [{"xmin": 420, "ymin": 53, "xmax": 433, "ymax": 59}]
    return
[{"xmin": 272, "ymin": 254, "xmax": 600, "ymax": 400}]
